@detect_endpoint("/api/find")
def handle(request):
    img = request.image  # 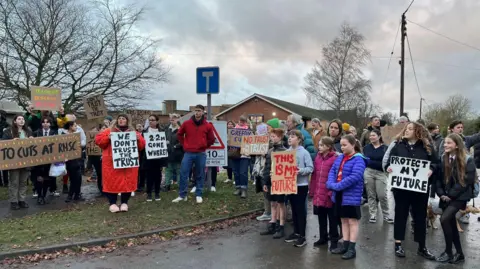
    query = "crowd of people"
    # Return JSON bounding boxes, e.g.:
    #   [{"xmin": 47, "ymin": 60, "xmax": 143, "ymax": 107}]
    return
[{"xmin": 1, "ymin": 104, "xmax": 479, "ymax": 265}]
